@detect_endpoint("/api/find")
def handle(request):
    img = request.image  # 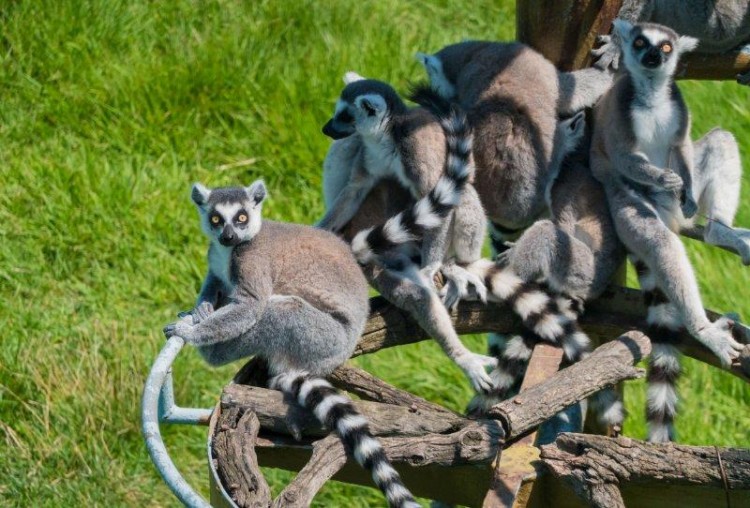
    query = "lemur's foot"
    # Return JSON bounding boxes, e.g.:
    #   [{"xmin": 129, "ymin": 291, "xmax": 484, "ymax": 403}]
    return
[
  {"xmin": 590, "ymin": 34, "xmax": 620, "ymax": 70},
  {"xmin": 696, "ymin": 316, "xmax": 744, "ymax": 367},
  {"xmin": 163, "ymin": 314, "xmax": 197, "ymax": 343},
  {"xmin": 456, "ymin": 352, "xmax": 498, "ymax": 394},
  {"xmin": 440, "ymin": 264, "xmax": 487, "ymax": 310}
]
